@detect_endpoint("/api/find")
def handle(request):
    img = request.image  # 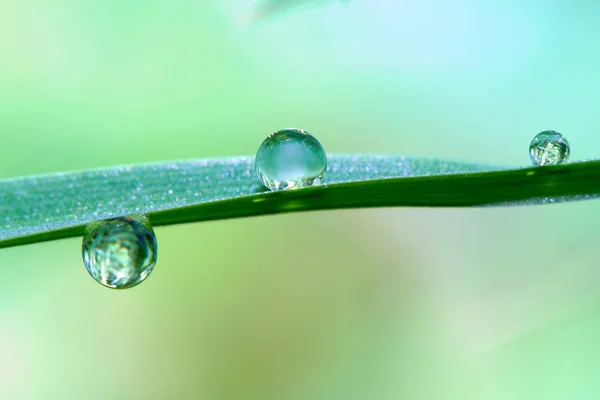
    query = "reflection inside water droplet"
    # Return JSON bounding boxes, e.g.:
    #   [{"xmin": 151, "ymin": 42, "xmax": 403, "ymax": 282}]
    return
[
  {"xmin": 82, "ymin": 215, "xmax": 158, "ymax": 289},
  {"xmin": 529, "ymin": 130, "xmax": 570, "ymax": 166},
  {"xmin": 255, "ymin": 128, "xmax": 327, "ymax": 191}
]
